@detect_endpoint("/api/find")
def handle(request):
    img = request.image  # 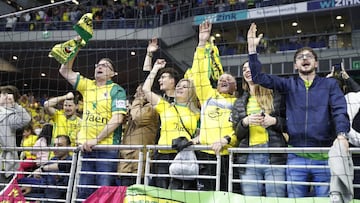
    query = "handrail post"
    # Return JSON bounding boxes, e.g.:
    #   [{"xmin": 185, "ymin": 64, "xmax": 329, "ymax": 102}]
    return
[
  {"xmin": 228, "ymin": 151, "xmax": 234, "ymax": 192},
  {"xmin": 144, "ymin": 149, "xmax": 152, "ymax": 186},
  {"xmin": 66, "ymin": 148, "xmax": 80, "ymax": 203},
  {"xmin": 137, "ymin": 149, "xmax": 144, "ymax": 184},
  {"xmin": 216, "ymin": 153, "xmax": 221, "ymax": 191},
  {"xmin": 71, "ymin": 150, "xmax": 83, "ymax": 203}
]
